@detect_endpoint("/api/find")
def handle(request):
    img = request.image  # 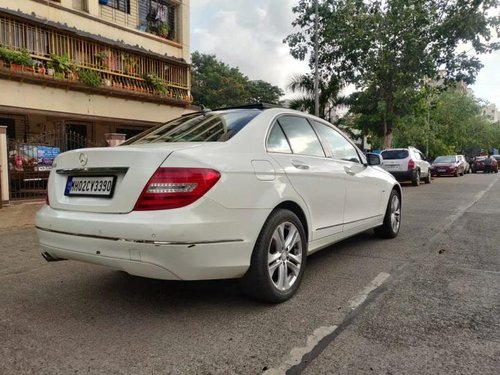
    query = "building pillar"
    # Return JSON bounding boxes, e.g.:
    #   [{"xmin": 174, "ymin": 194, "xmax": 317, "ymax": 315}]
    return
[{"xmin": 0, "ymin": 126, "xmax": 9, "ymax": 206}]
